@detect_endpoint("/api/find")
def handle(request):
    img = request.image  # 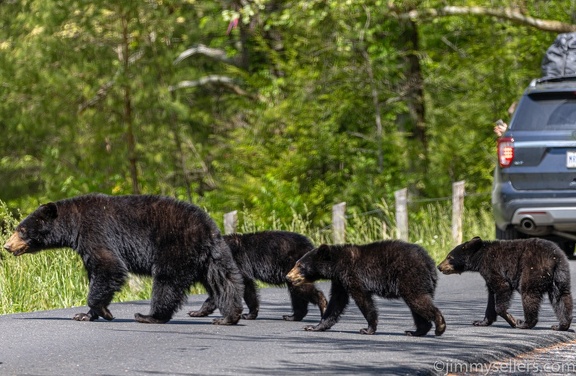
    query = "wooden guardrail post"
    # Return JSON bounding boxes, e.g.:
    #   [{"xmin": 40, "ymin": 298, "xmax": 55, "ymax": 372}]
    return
[
  {"xmin": 223, "ymin": 210, "xmax": 238, "ymax": 234},
  {"xmin": 394, "ymin": 188, "xmax": 408, "ymax": 241},
  {"xmin": 452, "ymin": 181, "xmax": 465, "ymax": 246},
  {"xmin": 332, "ymin": 202, "xmax": 346, "ymax": 244}
]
